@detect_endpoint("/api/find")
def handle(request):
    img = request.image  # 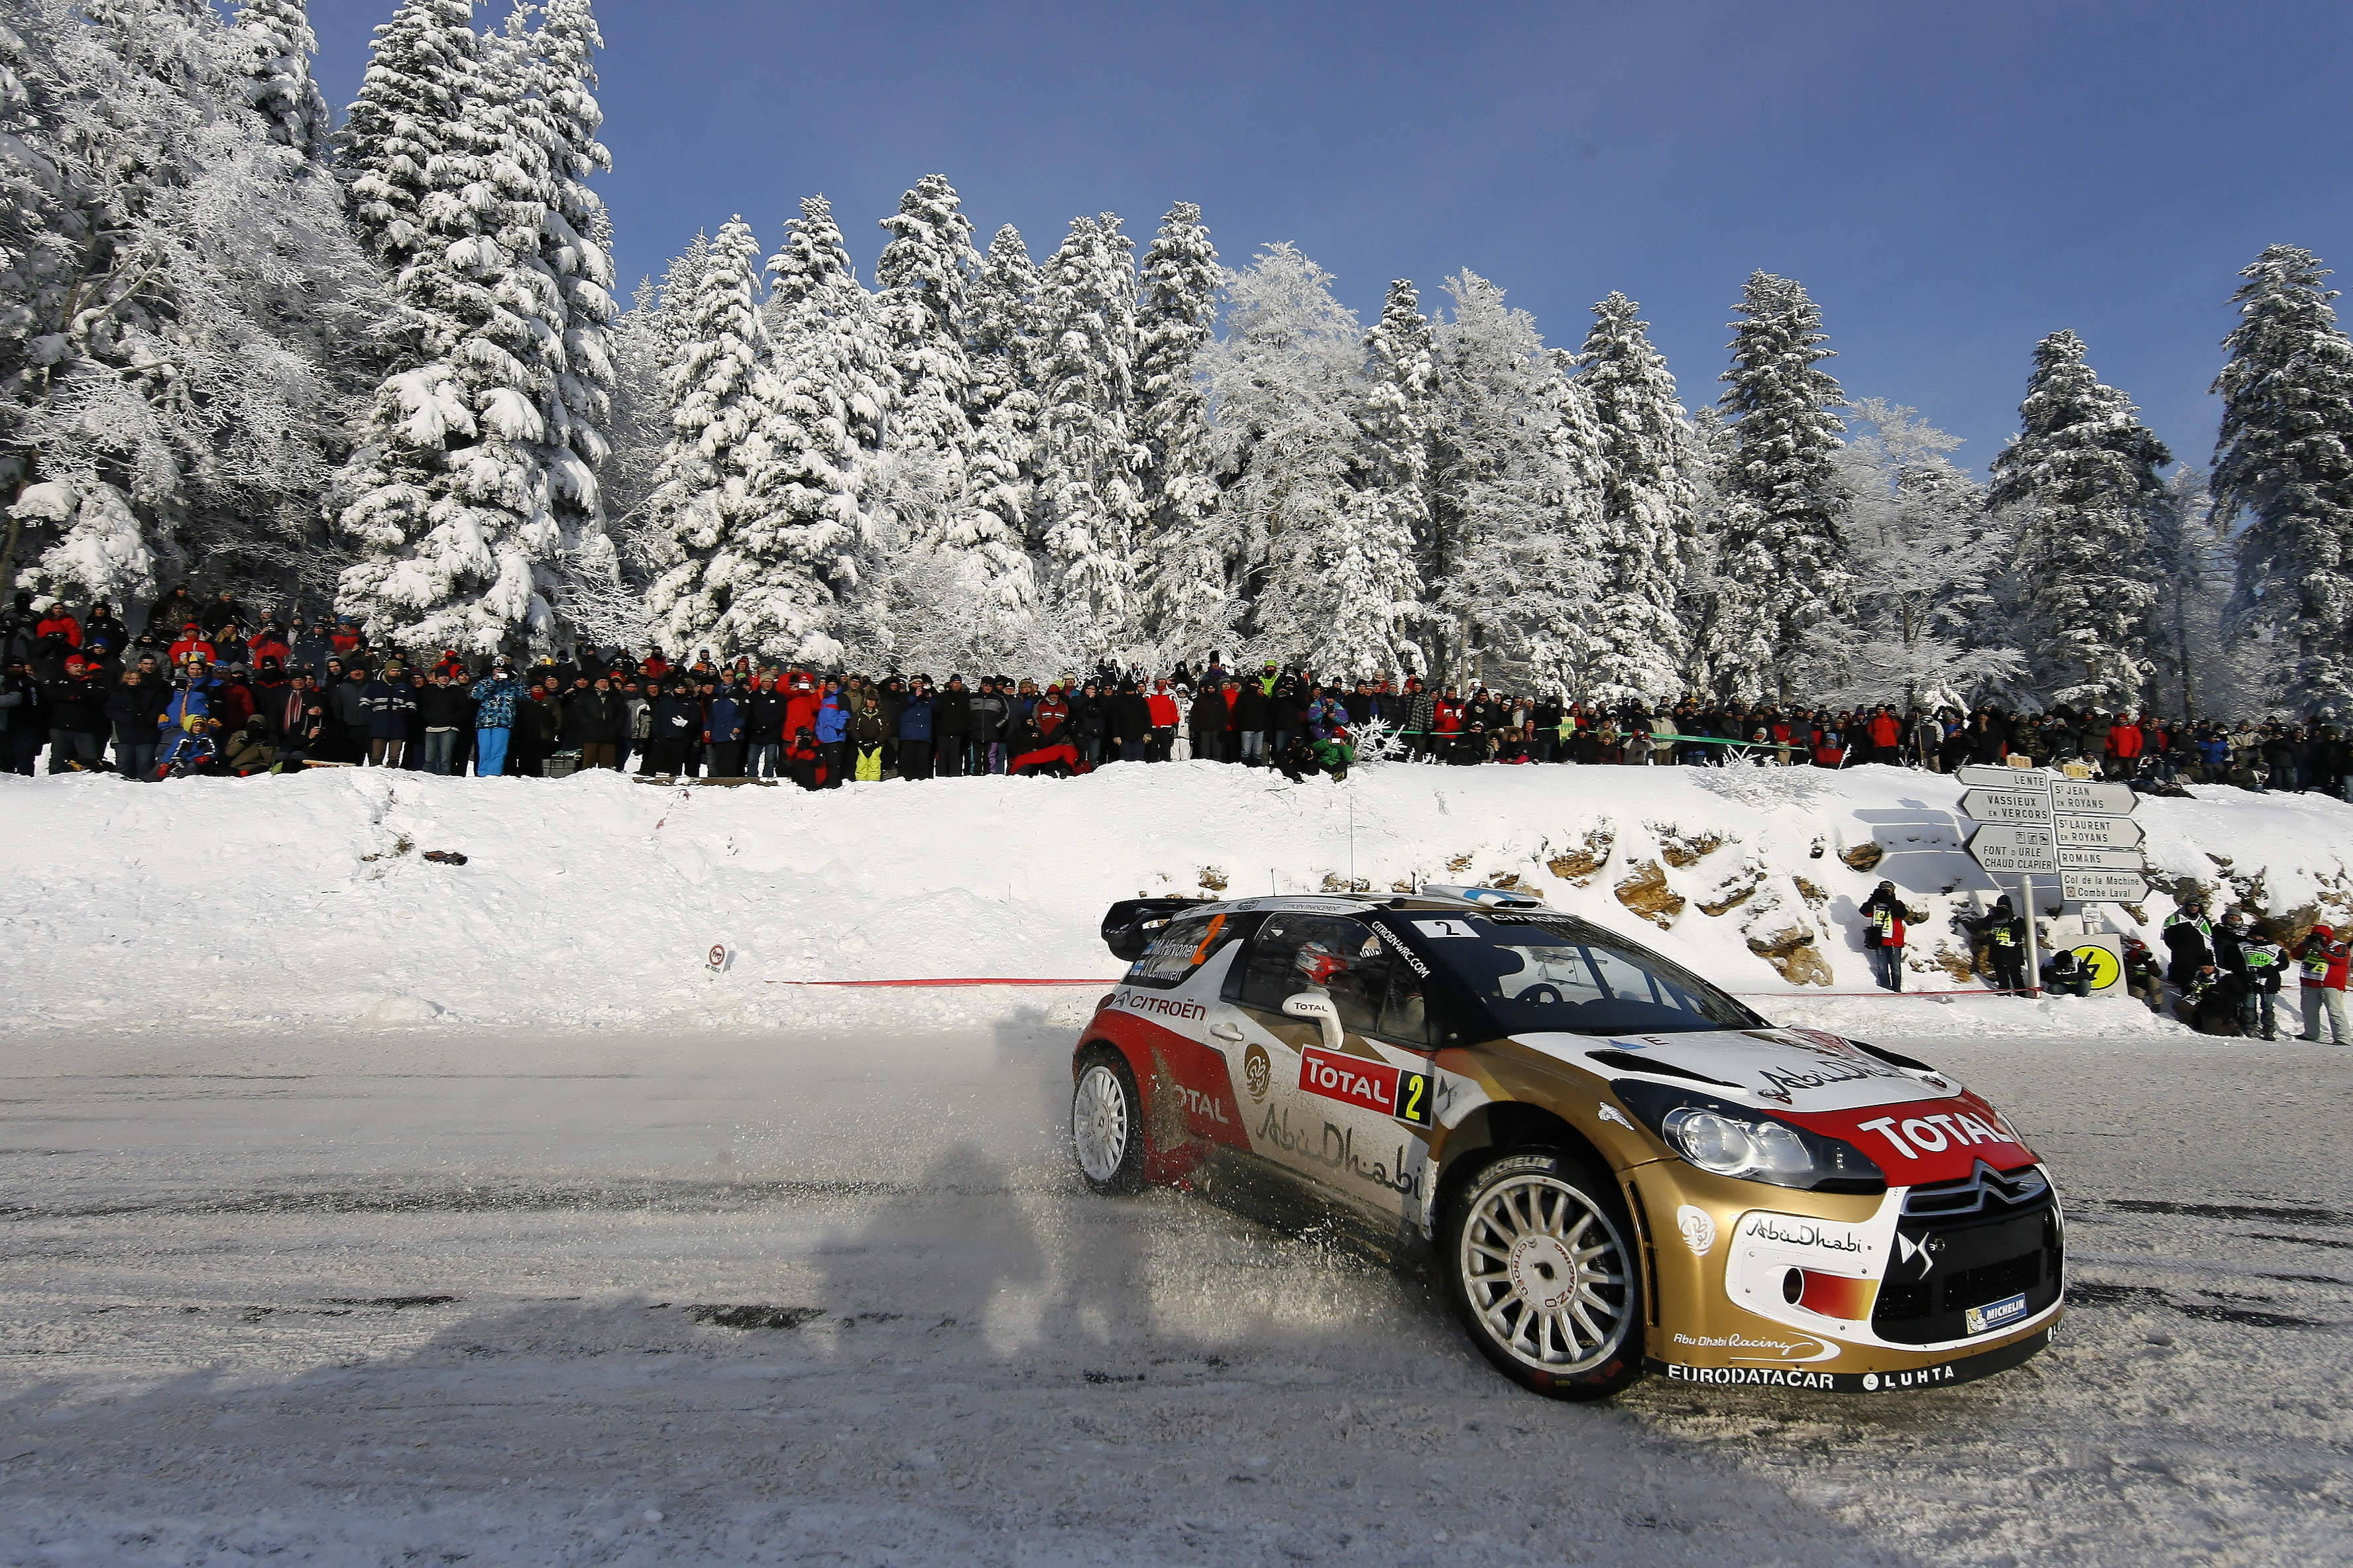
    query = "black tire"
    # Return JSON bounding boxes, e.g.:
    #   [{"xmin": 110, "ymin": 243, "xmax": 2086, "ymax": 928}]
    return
[
  {"xmin": 1070, "ymin": 1046, "xmax": 1147, "ymax": 1195},
  {"xmin": 1438, "ymin": 1147, "xmax": 1644, "ymax": 1400}
]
